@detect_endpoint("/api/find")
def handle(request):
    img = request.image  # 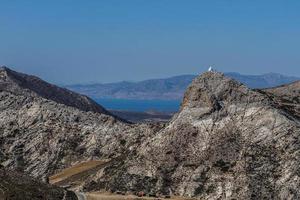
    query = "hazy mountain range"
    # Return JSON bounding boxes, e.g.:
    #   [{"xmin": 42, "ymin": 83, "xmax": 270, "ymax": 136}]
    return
[{"xmin": 66, "ymin": 72, "xmax": 299, "ymax": 100}]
